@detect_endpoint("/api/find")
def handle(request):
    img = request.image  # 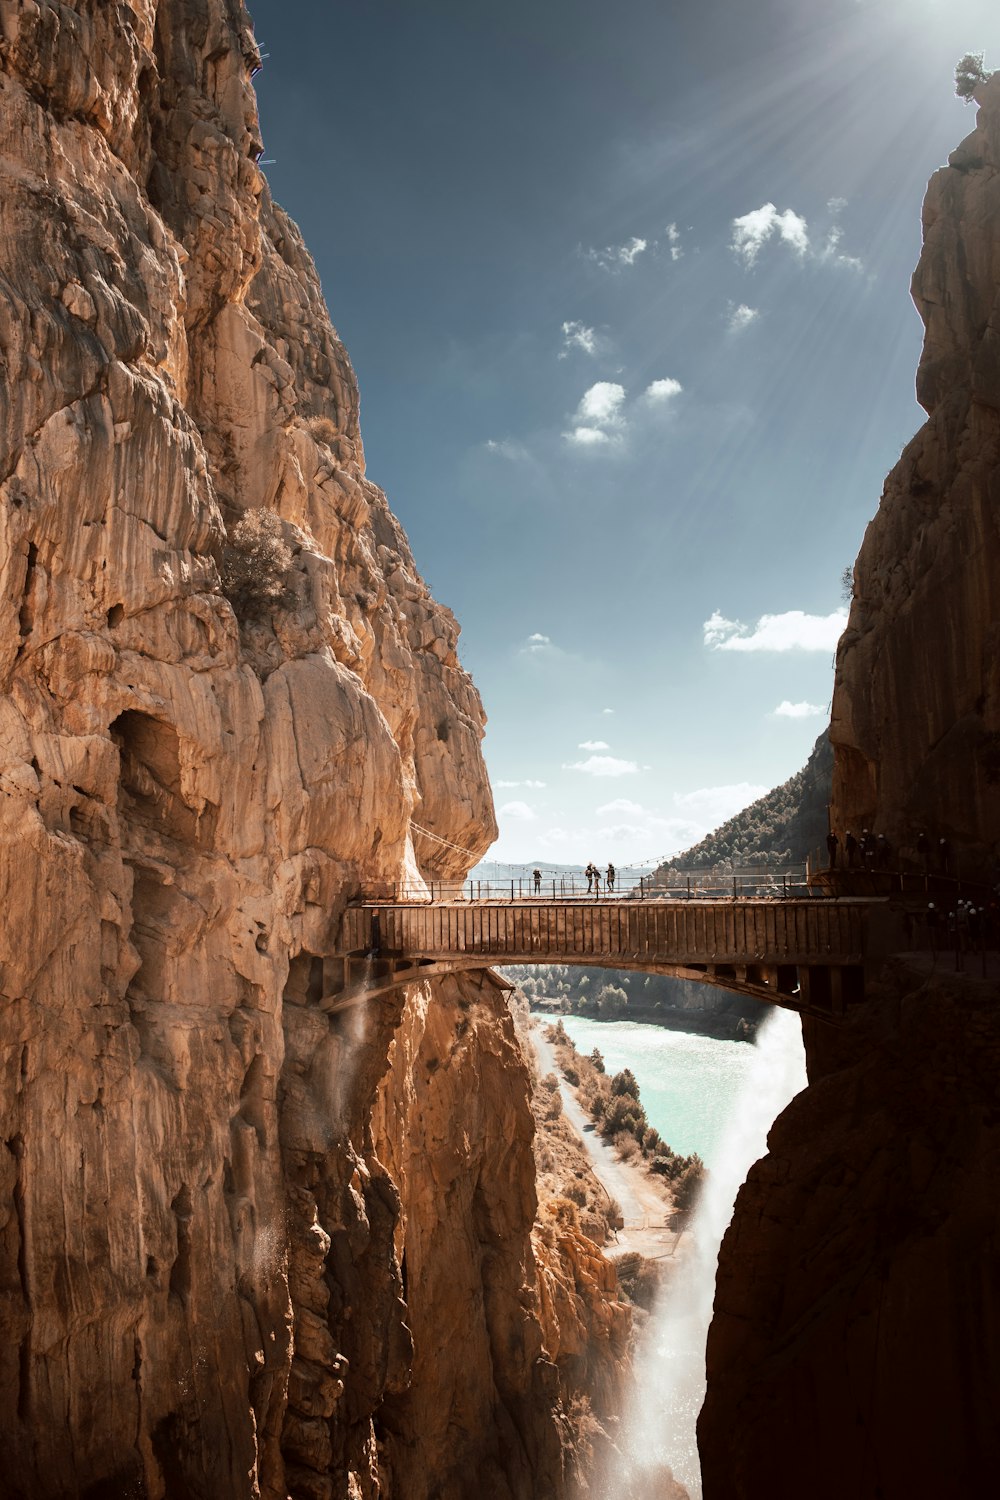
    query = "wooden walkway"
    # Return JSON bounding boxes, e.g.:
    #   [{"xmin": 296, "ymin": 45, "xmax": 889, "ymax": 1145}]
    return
[{"xmin": 330, "ymin": 897, "xmax": 903, "ymax": 1021}]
